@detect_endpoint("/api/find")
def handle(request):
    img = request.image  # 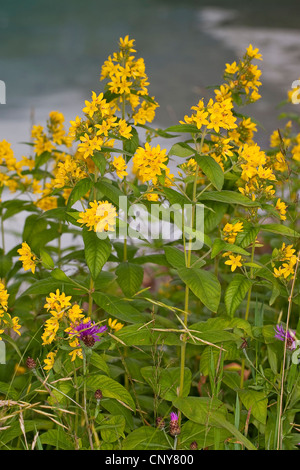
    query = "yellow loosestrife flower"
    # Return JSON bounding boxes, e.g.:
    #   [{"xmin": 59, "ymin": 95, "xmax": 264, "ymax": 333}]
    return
[
  {"xmin": 78, "ymin": 200, "xmax": 117, "ymax": 233},
  {"xmin": 17, "ymin": 242, "xmax": 37, "ymax": 274}
]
